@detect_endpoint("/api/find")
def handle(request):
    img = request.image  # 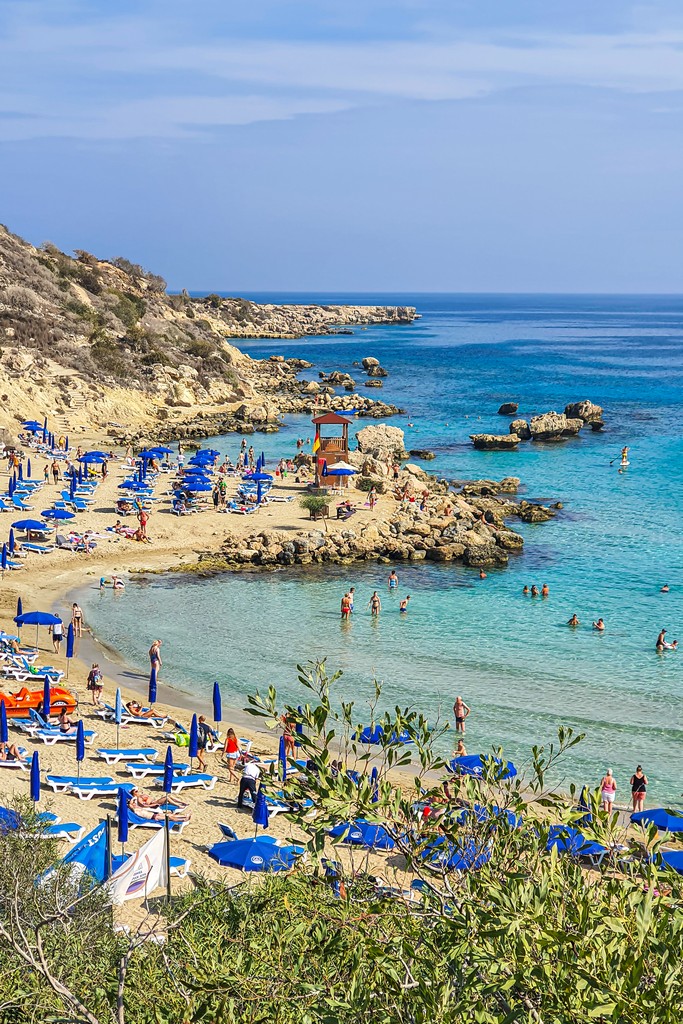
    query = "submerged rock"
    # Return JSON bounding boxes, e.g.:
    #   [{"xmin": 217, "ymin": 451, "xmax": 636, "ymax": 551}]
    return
[
  {"xmin": 498, "ymin": 402, "xmax": 519, "ymax": 415},
  {"xmin": 409, "ymin": 449, "xmax": 436, "ymax": 460}
]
